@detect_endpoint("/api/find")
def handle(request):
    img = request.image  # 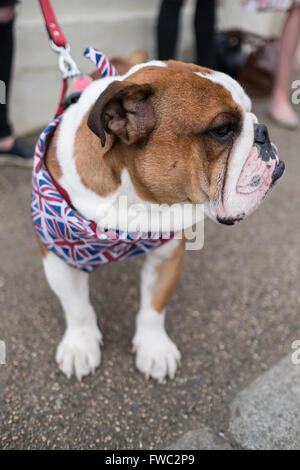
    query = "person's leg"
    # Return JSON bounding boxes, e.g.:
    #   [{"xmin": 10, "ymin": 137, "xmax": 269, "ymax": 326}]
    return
[
  {"xmin": 0, "ymin": 3, "xmax": 34, "ymax": 163},
  {"xmin": 157, "ymin": 0, "xmax": 185, "ymax": 60},
  {"xmin": 269, "ymin": 6, "xmax": 300, "ymax": 128},
  {"xmin": 194, "ymin": 0, "xmax": 216, "ymax": 68},
  {"xmin": 0, "ymin": 5, "xmax": 15, "ymax": 150}
]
